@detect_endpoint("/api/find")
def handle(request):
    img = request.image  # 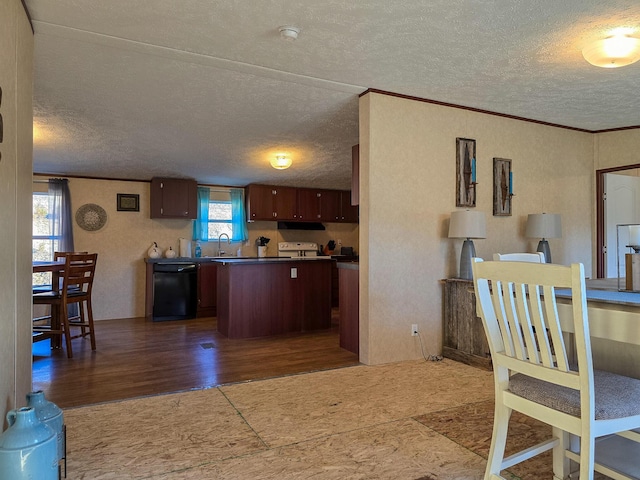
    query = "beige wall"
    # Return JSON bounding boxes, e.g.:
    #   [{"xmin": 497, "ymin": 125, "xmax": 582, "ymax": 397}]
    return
[
  {"xmin": 1, "ymin": 0, "xmax": 33, "ymax": 423},
  {"xmin": 359, "ymin": 92, "xmax": 594, "ymax": 365},
  {"xmin": 36, "ymin": 177, "xmax": 359, "ymax": 320},
  {"xmin": 595, "ymin": 129, "xmax": 640, "ymax": 171}
]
